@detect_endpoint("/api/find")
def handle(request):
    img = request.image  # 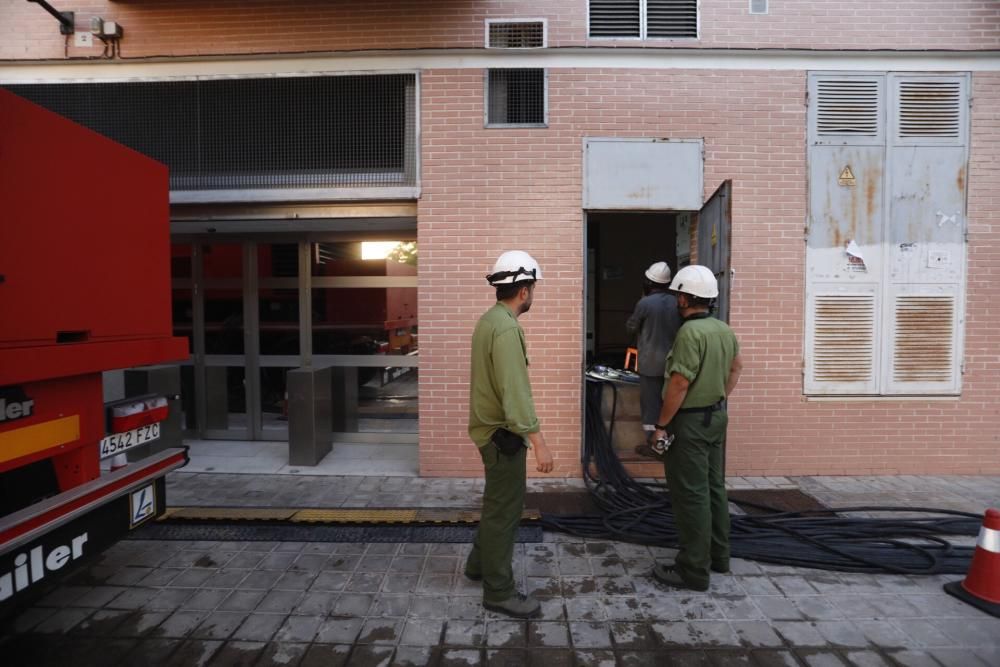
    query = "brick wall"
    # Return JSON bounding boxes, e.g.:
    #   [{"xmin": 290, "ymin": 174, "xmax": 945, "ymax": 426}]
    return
[
  {"xmin": 4, "ymin": 0, "xmax": 998, "ymax": 478},
  {"xmin": 4, "ymin": 0, "xmax": 998, "ymax": 60},
  {"xmin": 419, "ymin": 68, "xmax": 1000, "ymax": 477}
]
